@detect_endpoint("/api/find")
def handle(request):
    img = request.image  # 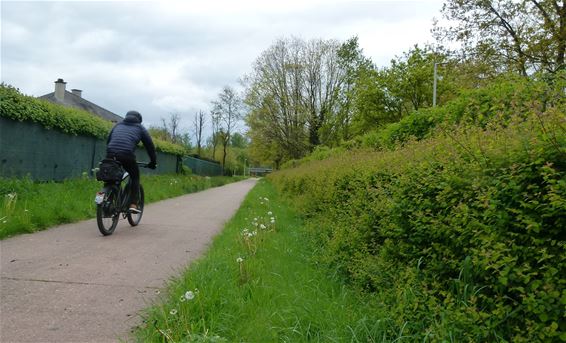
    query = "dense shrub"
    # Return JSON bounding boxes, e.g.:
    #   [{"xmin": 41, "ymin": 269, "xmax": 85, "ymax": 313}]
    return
[
  {"xmin": 350, "ymin": 73, "xmax": 565, "ymax": 150},
  {"xmin": 269, "ymin": 108, "xmax": 566, "ymax": 341},
  {"xmin": 0, "ymin": 84, "xmax": 187, "ymax": 156}
]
